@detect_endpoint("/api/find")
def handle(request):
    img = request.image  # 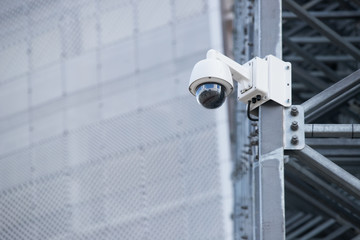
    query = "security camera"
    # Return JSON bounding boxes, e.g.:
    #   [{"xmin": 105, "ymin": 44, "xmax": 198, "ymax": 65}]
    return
[
  {"xmin": 189, "ymin": 49, "xmax": 251, "ymax": 109},
  {"xmin": 189, "ymin": 58, "xmax": 234, "ymax": 109},
  {"xmin": 188, "ymin": 49, "xmax": 292, "ymax": 111}
]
